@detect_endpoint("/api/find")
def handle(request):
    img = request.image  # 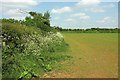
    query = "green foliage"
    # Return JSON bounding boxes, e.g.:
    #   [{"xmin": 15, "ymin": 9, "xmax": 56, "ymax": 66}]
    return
[
  {"xmin": 54, "ymin": 26, "xmax": 119, "ymax": 33},
  {"xmin": 2, "ymin": 18, "xmax": 19, "ymax": 23},
  {"xmin": 2, "ymin": 21, "xmax": 69, "ymax": 79},
  {"xmin": 23, "ymin": 11, "xmax": 52, "ymax": 32},
  {"xmin": 44, "ymin": 11, "xmax": 50, "ymax": 20}
]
